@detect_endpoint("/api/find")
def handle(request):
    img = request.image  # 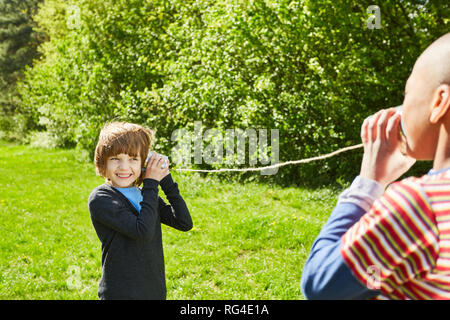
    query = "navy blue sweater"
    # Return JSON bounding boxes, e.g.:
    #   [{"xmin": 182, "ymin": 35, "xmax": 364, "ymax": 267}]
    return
[{"xmin": 88, "ymin": 174, "xmax": 193, "ymax": 300}]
